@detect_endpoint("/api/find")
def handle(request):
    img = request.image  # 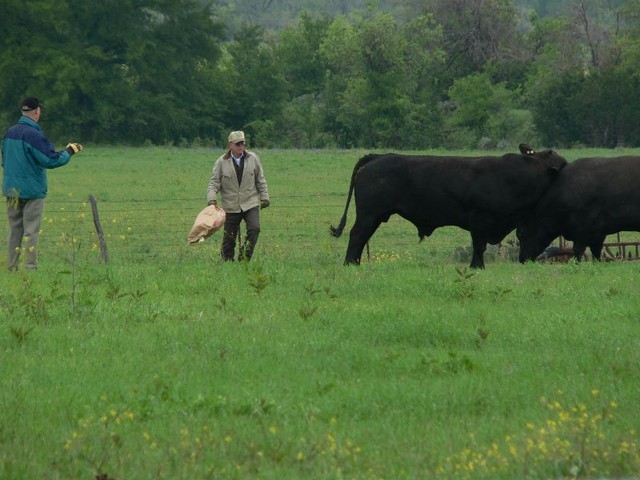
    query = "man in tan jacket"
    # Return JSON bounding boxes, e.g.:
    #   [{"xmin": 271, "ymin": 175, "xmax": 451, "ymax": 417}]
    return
[{"xmin": 207, "ymin": 131, "xmax": 270, "ymax": 261}]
